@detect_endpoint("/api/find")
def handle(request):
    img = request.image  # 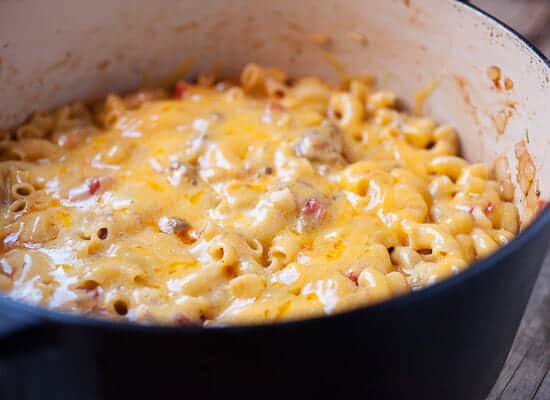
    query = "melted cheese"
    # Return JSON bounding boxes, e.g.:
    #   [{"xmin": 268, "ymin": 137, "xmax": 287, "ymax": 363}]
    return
[{"xmin": 0, "ymin": 65, "xmax": 519, "ymax": 325}]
